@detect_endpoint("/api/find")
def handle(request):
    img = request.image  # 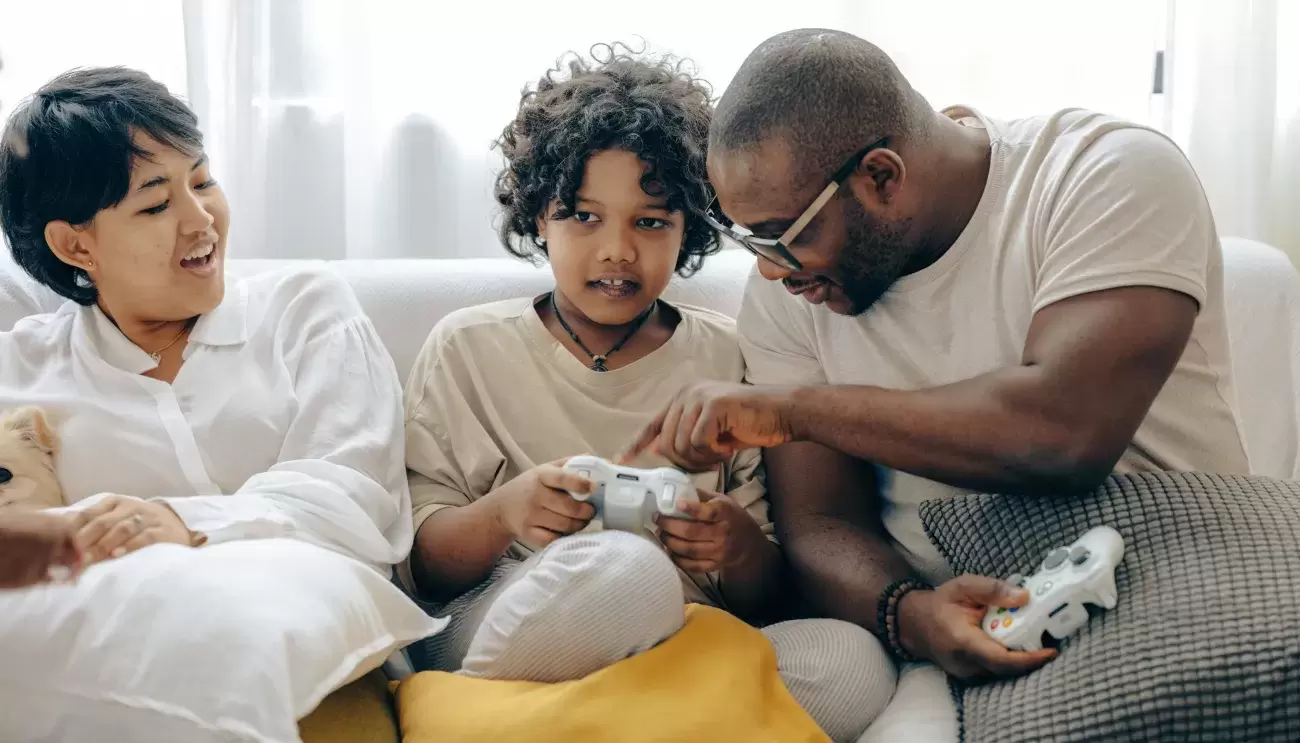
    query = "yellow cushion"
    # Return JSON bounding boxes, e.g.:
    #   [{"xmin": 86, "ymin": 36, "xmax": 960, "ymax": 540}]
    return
[
  {"xmin": 395, "ymin": 604, "xmax": 830, "ymax": 743},
  {"xmin": 299, "ymin": 669, "xmax": 399, "ymax": 743}
]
